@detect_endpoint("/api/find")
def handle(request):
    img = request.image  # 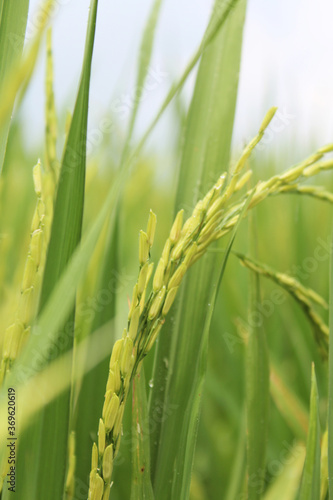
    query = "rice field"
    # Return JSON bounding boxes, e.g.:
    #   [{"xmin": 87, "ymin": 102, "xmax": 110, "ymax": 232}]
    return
[{"xmin": 0, "ymin": 1, "xmax": 332, "ymax": 500}]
